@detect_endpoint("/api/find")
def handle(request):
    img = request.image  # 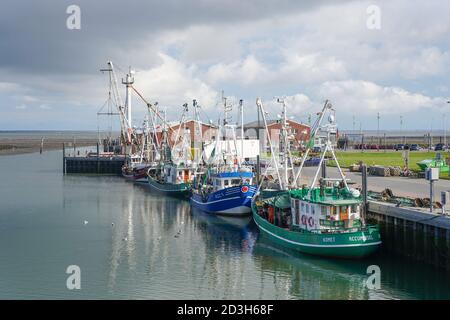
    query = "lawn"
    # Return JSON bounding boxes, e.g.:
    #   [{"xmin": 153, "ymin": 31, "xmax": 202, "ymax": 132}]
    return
[{"xmin": 331, "ymin": 151, "xmax": 450, "ymax": 172}]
